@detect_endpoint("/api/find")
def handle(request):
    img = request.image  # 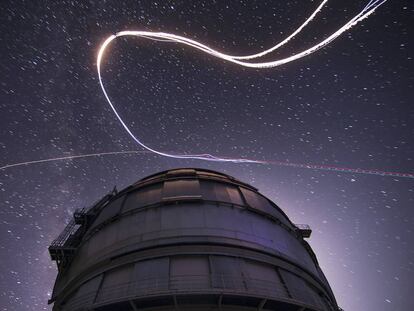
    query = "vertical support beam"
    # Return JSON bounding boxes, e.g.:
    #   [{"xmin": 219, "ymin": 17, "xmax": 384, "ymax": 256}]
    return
[
  {"xmin": 218, "ymin": 294, "xmax": 223, "ymax": 310},
  {"xmin": 92, "ymin": 274, "xmax": 105, "ymax": 305},
  {"xmin": 257, "ymin": 298, "xmax": 267, "ymax": 310},
  {"xmin": 173, "ymin": 295, "xmax": 179, "ymax": 310},
  {"xmin": 276, "ymin": 268, "xmax": 293, "ymax": 298},
  {"xmin": 129, "ymin": 300, "xmax": 138, "ymax": 311}
]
